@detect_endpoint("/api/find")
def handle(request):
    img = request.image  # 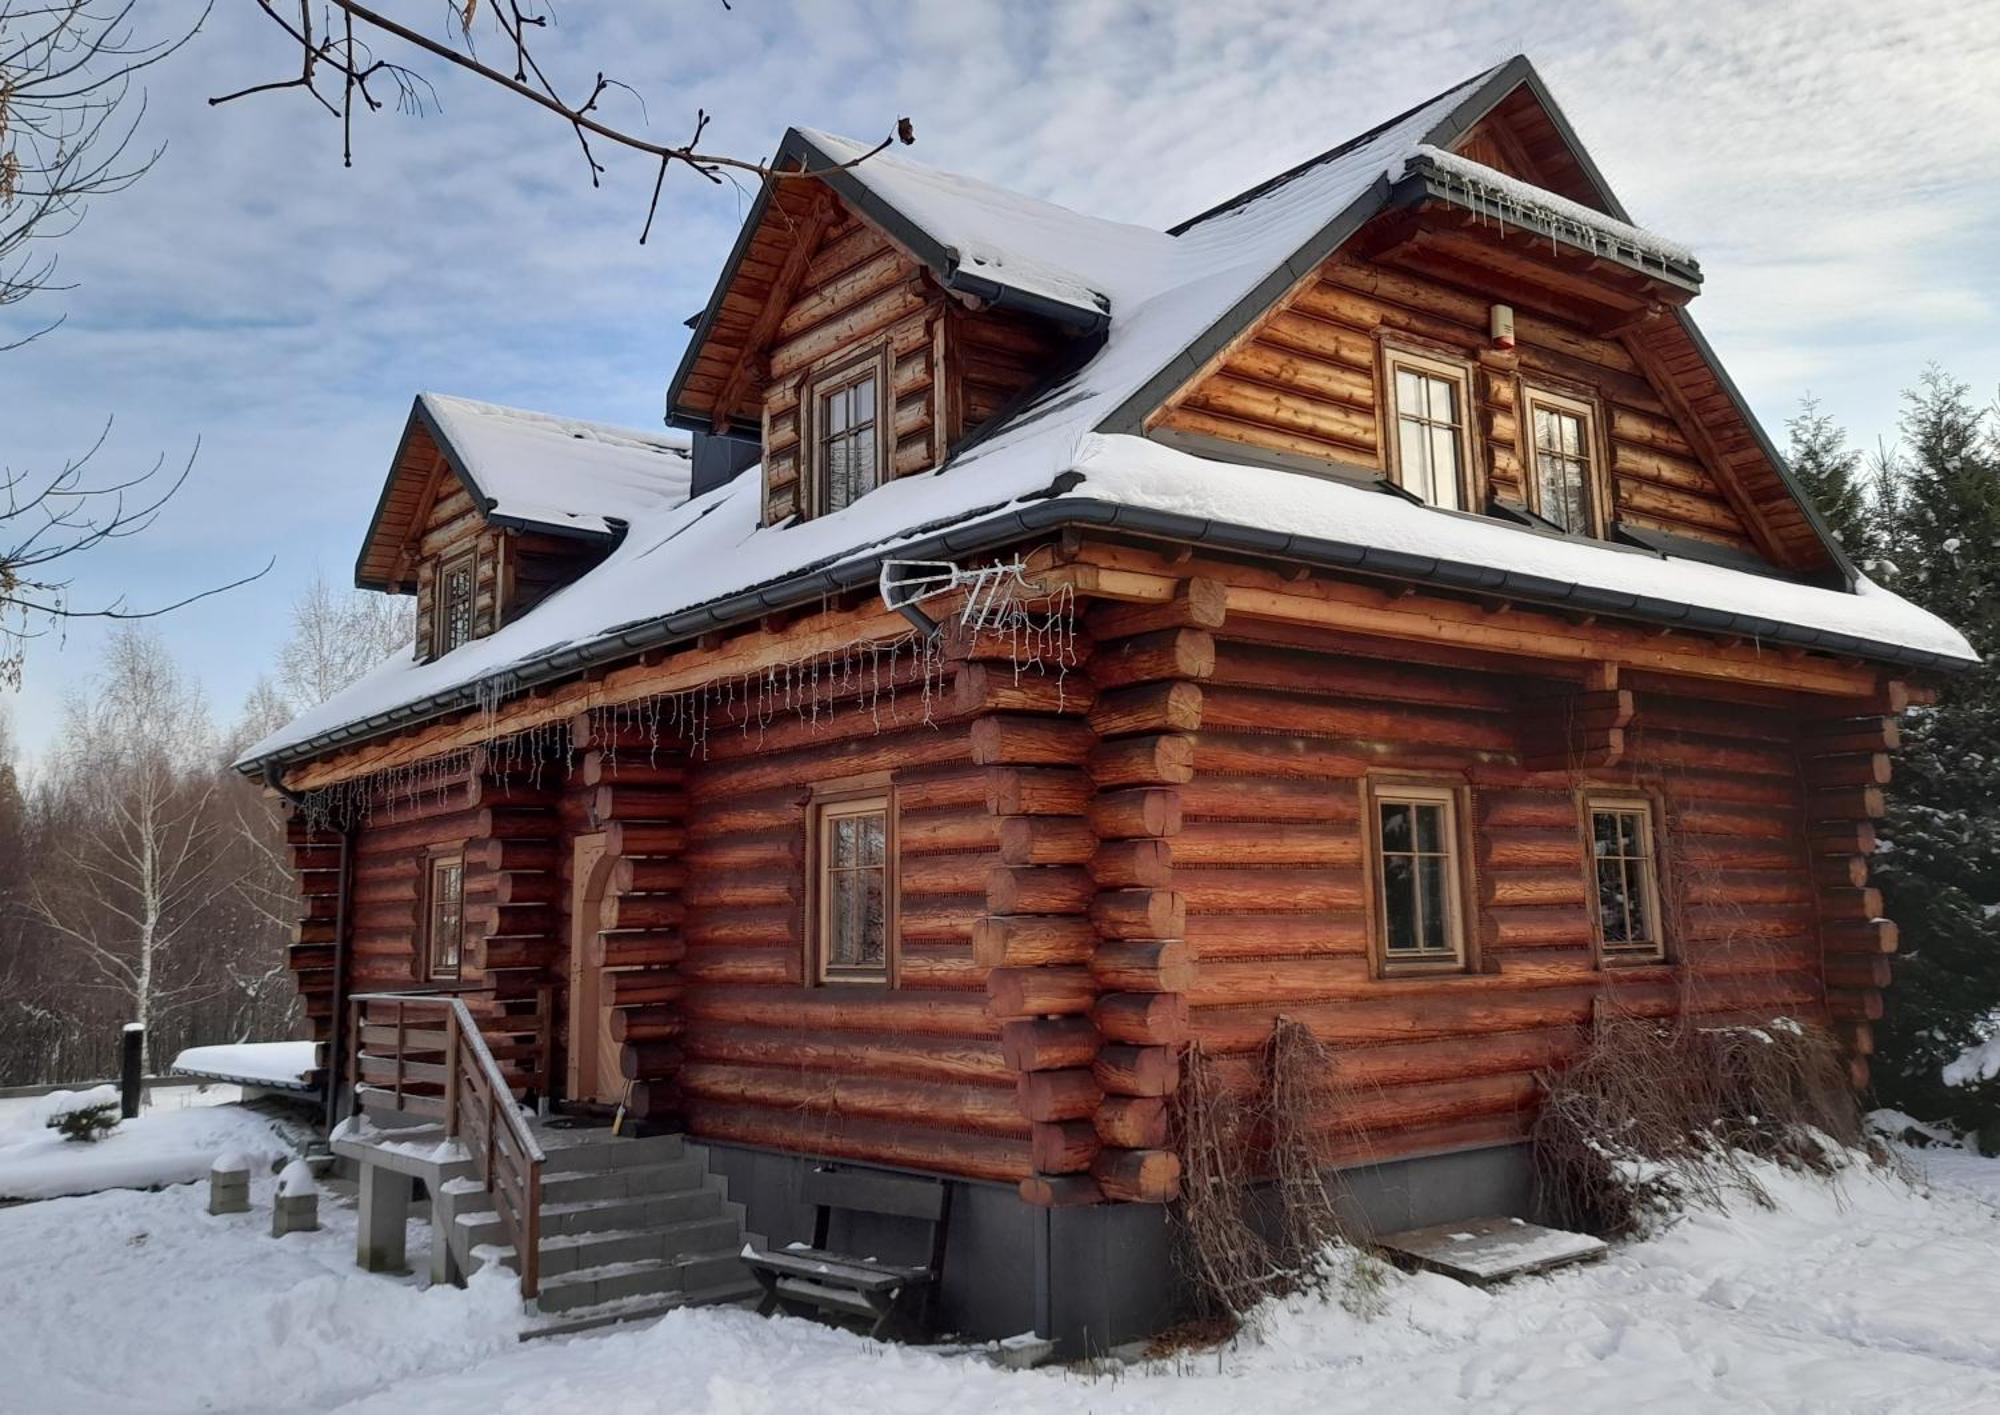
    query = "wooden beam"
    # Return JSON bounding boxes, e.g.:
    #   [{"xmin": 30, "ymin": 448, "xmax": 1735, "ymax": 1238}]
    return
[{"xmin": 710, "ymin": 189, "xmax": 835, "ymax": 432}]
